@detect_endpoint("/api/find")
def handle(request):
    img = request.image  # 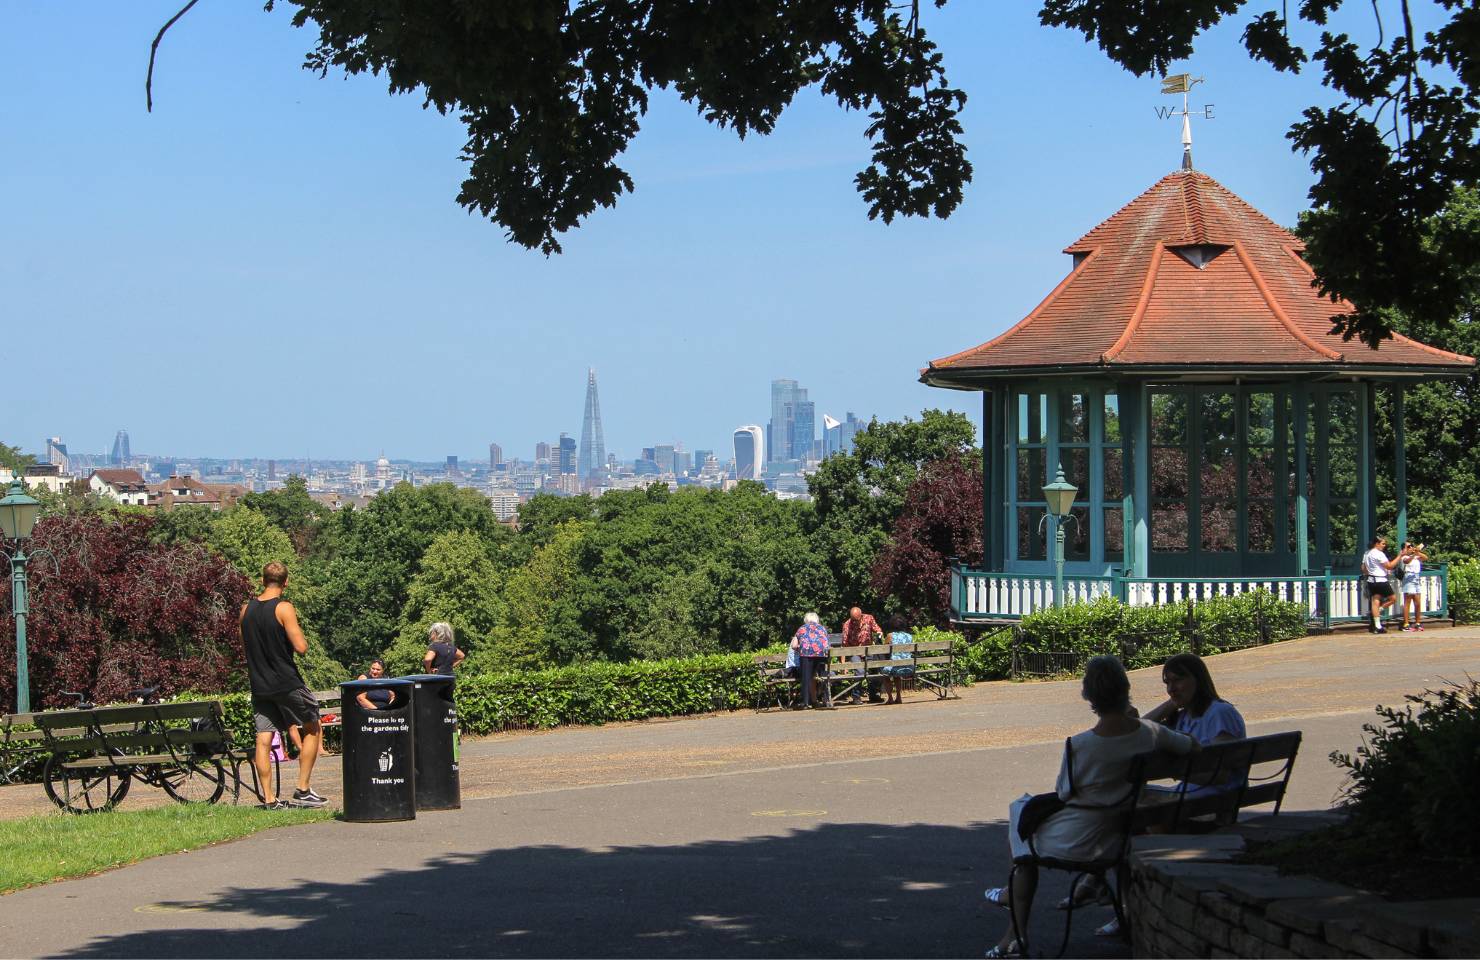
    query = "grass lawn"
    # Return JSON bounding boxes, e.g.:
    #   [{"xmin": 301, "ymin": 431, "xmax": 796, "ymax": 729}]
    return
[{"xmin": 0, "ymin": 804, "xmax": 335, "ymax": 895}]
